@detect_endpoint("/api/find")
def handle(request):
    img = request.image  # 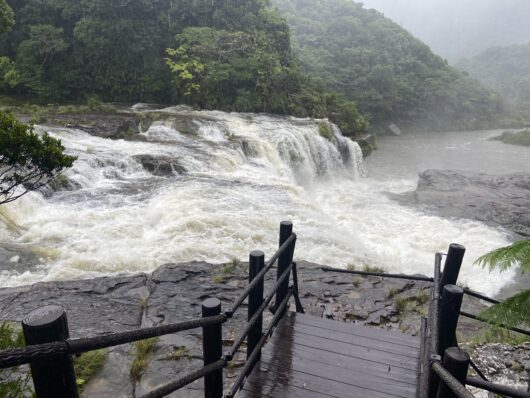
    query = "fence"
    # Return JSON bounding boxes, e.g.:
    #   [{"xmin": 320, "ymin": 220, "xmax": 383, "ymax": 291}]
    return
[
  {"xmin": 0, "ymin": 221, "xmax": 304, "ymax": 398},
  {"xmin": 323, "ymin": 243, "xmax": 530, "ymax": 398}
]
